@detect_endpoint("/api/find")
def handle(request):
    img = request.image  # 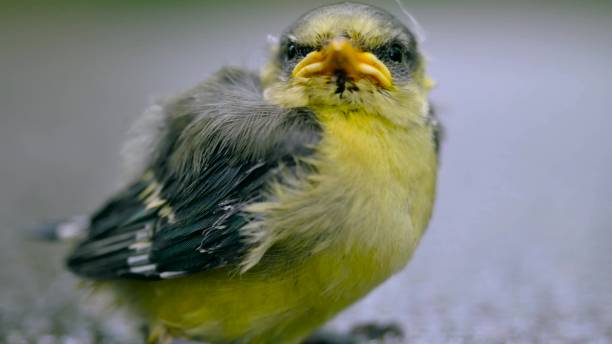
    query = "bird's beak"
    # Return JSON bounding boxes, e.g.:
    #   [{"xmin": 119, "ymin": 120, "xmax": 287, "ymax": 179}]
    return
[{"xmin": 291, "ymin": 37, "xmax": 393, "ymax": 89}]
